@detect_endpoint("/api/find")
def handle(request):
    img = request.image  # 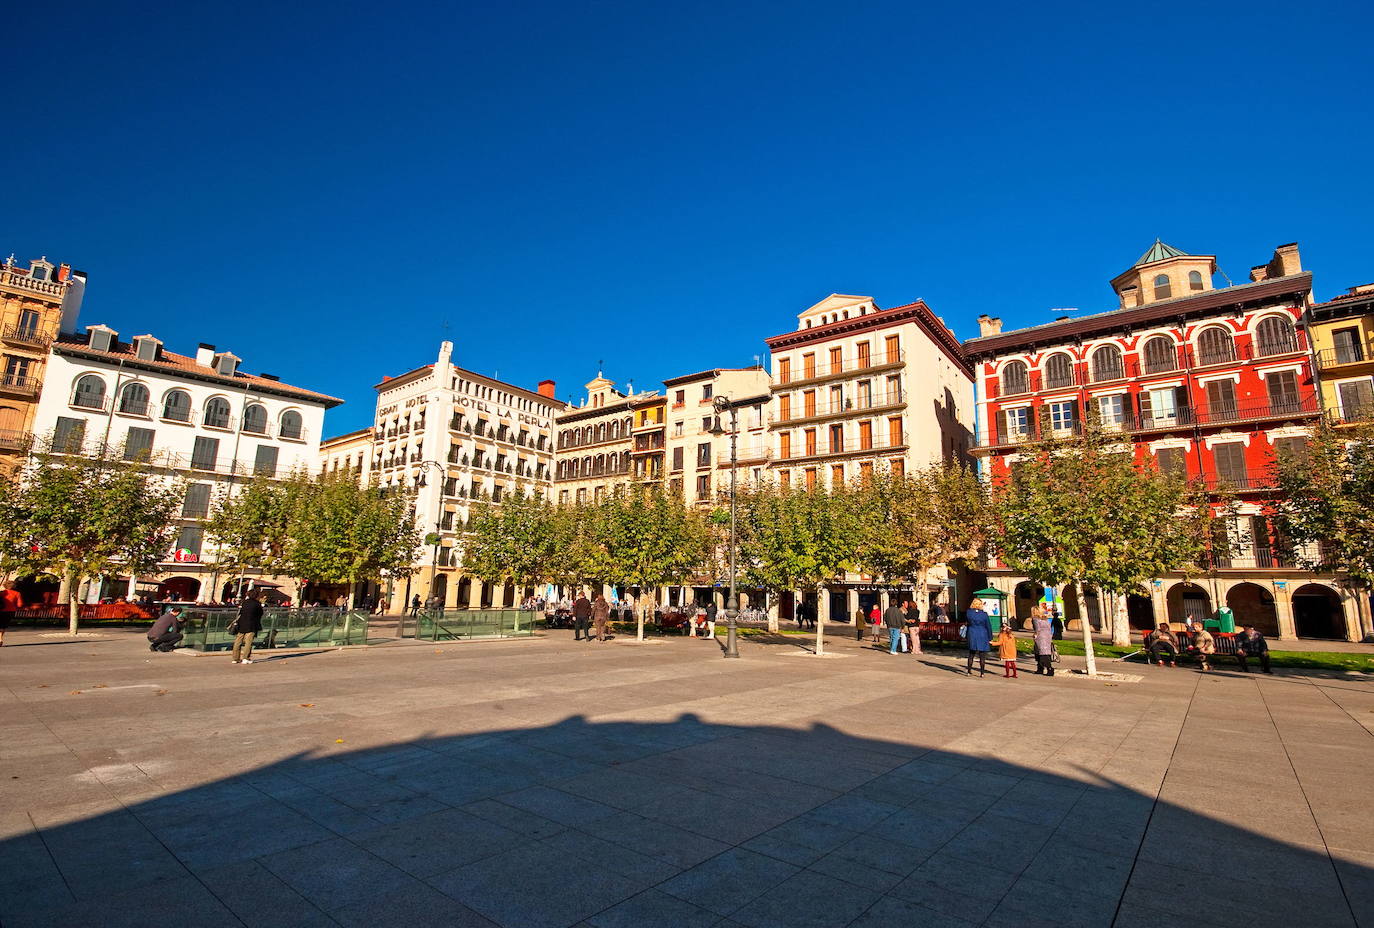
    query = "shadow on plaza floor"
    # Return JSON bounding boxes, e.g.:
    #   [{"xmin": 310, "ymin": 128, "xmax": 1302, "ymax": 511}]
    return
[{"xmin": 1, "ymin": 714, "xmax": 1367, "ymax": 928}]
